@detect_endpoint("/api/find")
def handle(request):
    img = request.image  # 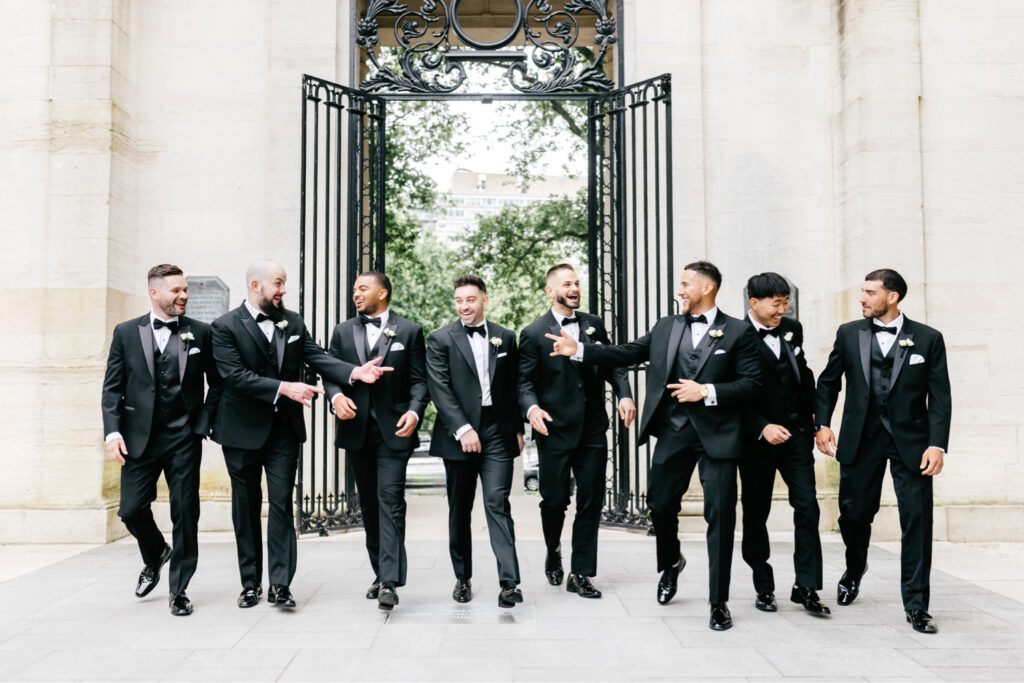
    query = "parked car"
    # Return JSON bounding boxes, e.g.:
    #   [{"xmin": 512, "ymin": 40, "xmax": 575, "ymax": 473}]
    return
[{"xmin": 405, "ymin": 436, "xmax": 446, "ymax": 488}]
